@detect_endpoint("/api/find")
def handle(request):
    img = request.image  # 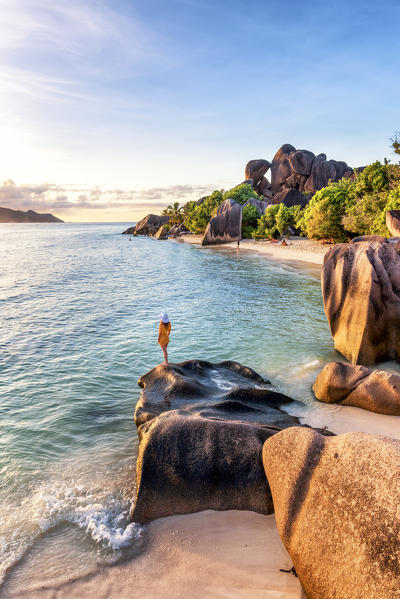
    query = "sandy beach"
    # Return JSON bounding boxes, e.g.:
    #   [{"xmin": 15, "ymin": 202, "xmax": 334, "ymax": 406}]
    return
[
  {"xmin": 175, "ymin": 235, "xmax": 330, "ymax": 266},
  {"xmin": 9, "ymin": 511, "xmax": 302, "ymax": 599}
]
